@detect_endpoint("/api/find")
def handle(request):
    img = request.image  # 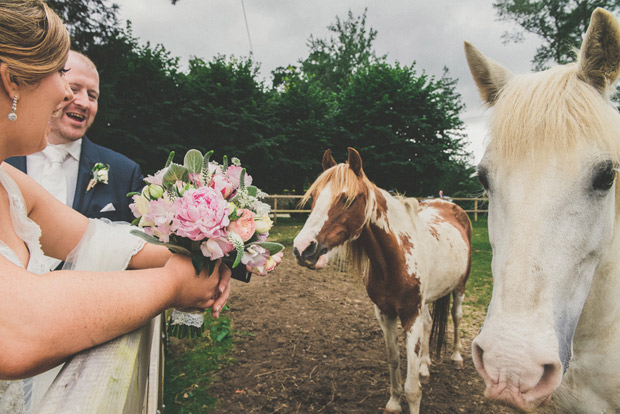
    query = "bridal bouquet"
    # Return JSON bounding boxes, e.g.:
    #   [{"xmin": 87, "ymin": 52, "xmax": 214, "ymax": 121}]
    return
[{"xmin": 129, "ymin": 149, "xmax": 284, "ymax": 338}]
